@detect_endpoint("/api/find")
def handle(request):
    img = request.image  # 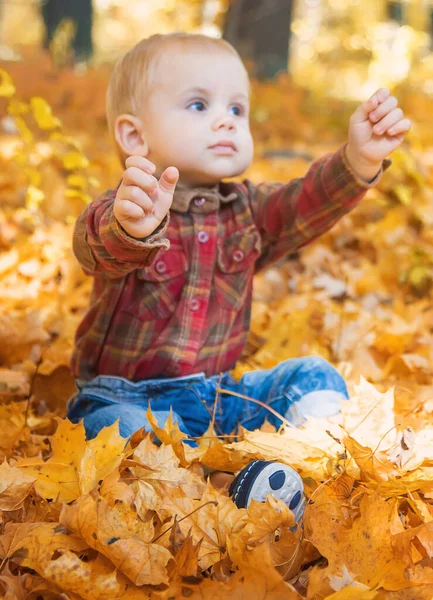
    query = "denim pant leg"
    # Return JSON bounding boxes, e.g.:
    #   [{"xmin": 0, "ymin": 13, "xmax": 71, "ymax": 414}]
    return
[
  {"xmin": 66, "ymin": 375, "xmax": 191, "ymax": 440},
  {"xmin": 216, "ymin": 356, "xmax": 349, "ymax": 433}
]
